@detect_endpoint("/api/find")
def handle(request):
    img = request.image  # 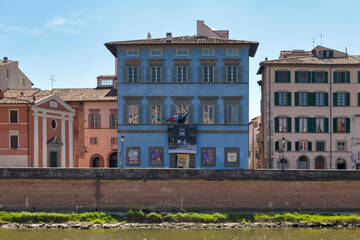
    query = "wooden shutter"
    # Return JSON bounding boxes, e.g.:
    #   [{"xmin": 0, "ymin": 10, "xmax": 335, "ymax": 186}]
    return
[
  {"xmin": 275, "ymin": 141, "xmax": 279, "ymax": 151},
  {"xmin": 172, "ymin": 66, "xmax": 177, "ymax": 82},
  {"xmin": 97, "ymin": 114, "xmax": 101, "ymax": 128},
  {"xmin": 287, "ymin": 92, "xmax": 291, "ymax": 106},
  {"xmin": 88, "ymin": 114, "xmax": 91, "ymax": 128},
  {"xmin": 227, "ymin": 105, "xmax": 232, "ymax": 124},
  {"xmin": 214, "ymin": 104, "xmax": 219, "ymax": 124},
  {"xmin": 346, "ymin": 93, "xmax": 350, "ymax": 106},
  {"xmin": 324, "ymin": 93, "xmax": 329, "ymax": 106},
  {"xmin": 307, "ymin": 71, "xmax": 311, "ymax": 83},
  {"xmin": 170, "ymin": 104, "xmax": 176, "ymax": 116},
  {"xmin": 308, "ymin": 142, "xmax": 312, "ymax": 151},
  {"xmin": 161, "ymin": 104, "xmax": 166, "ymax": 123},
  {"xmin": 123, "ymin": 104, "xmax": 128, "ymax": 124},
  {"xmin": 358, "ymin": 93, "xmax": 360, "ymax": 106},
  {"xmin": 138, "ymin": 104, "xmax": 143, "ymax": 123},
  {"xmin": 323, "ymin": 50, "xmax": 326, "ymax": 58},
  {"xmin": 308, "ymin": 93, "xmax": 315, "ymax": 106},
  {"xmin": 187, "ymin": 66, "xmax": 192, "ymax": 82},
  {"xmin": 198, "ymin": 66, "xmax": 204, "ymax": 82},
  {"xmin": 123, "ymin": 66, "xmax": 128, "ymax": 82},
  {"xmin": 295, "ymin": 118, "xmax": 299, "ymax": 132},
  {"xmin": 109, "ymin": 114, "xmax": 112, "ymax": 128},
  {"xmin": 324, "ymin": 71, "xmax": 328, "ymax": 83},
  {"xmin": 334, "ymin": 72, "xmax": 338, "ymax": 83},
  {"xmin": 358, "ymin": 71, "xmax": 360, "ymax": 83},
  {"xmin": 286, "ymin": 71, "xmax": 290, "ymax": 83},
  {"xmin": 198, "ymin": 104, "xmax": 204, "ymax": 124},
  {"xmin": 222, "ymin": 66, "xmax": 227, "ymax": 82},
  {"xmin": 162, "ymin": 66, "xmax": 166, "ymax": 82},
  {"xmin": 295, "ymin": 71, "xmax": 299, "ymax": 83},
  {"xmin": 311, "ymin": 71, "xmax": 315, "ymax": 83},
  {"xmin": 346, "ymin": 118, "xmax": 350, "ymax": 133},
  {"xmin": 274, "ymin": 92, "xmax": 279, "ymax": 106},
  {"xmin": 146, "ymin": 66, "xmax": 151, "ymax": 82},
  {"xmin": 188, "ymin": 104, "xmax": 194, "ymax": 123},
  {"xmin": 346, "ymin": 71, "xmax": 350, "ymax": 83},
  {"xmin": 333, "ymin": 118, "xmax": 337, "ymax": 133},
  {"xmin": 146, "ymin": 104, "xmax": 151, "ymax": 123},
  {"xmin": 287, "ymin": 117, "xmax": 291, "ymax": 132},
  {"xmin": 308, "ymin": 118, "xmax": 315, "ymax": 133},
  {"xmin": 237, "ymin": 66, "xmax": 243, "ymax": 82},
  {"xmin": 287, "ymin": 142, "xmax": 292, "ymax": 151},
  {"xmin": 310, "ymin": 72, "xmax": 314, "ymax": 83},
  {"xmin": 333, "ymin": 93, "xmax": 337, "ymax": 106},
  {"xmin": 329, "ymin": 51, "xmax": 333, "ymax": 58},
  {"xmin": 237, "ymin": 104, "xmax": 242, "ymax": 124},
  {"xmin": 295, "ymin": 92, "xmax": 299, "ymax": 106},
  {"xmin": 274, "ymin": 117, "xmax": 279, "ymax": 132},
  {"xmin": 325, "ymin": 118, "xmax": 329, "ymax": 133},
  {"xmin": 214, "ymin": 66, "xmax": 218, "ymax": 82},
  {"xmin": 137, "ymin": 66, "xmax": 142, "ymax": 82},
  {"xmin": 275, "ymin": 71, "xmax": 279, "ymax": 83},
  {"xmin": 295, "ymin": 142, "xmax": 299, "ymax": 151}
]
